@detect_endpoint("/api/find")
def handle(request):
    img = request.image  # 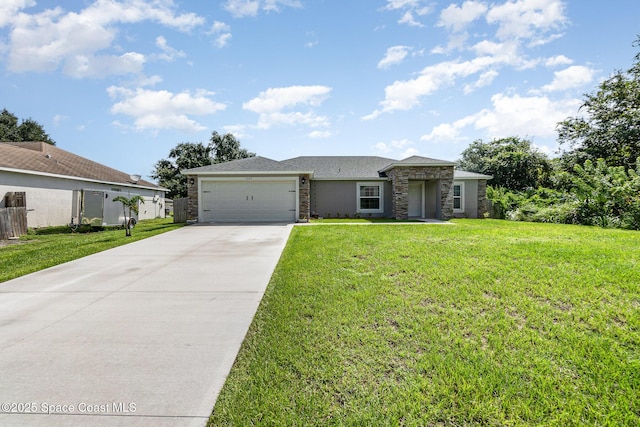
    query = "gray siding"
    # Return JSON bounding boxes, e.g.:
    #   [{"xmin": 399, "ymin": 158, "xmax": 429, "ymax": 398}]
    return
[
  {"xmin": 311, "ymin": 180, "xmax": 392, "ymax": 218},
  {"xmin": 452, "ymin": 180, "xmax": 480, "ymax": 218},
  {"xmin": 464, "ymin": 180, "xmax": 479, "ymax": 218}
]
